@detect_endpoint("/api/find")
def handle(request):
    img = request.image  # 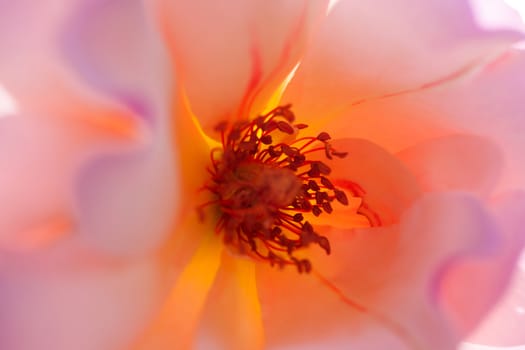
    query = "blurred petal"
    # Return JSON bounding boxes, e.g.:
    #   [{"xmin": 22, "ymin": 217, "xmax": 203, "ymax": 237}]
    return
[
  {"xmin": 152, "ymin": 0, "xmax": 328, "ymax": 134},
  {"xmin": 61, "ymin": 0, "xmax": 171, "ymax": 121},
  {"xmin": 284, "ymin": 0, "xmax": 522, "ymax": 125},
  {"xmin": 0, "ymin": 85, "xmax": 141, "ymax": 250},
  {"xmin": 0, "ymin": 239, "xmax": 167, "ymax": 350},
  {"xmin": 75, "ymin": 125, "xmax": 177, "ymax": 256},
  {"xmin": 0, "ymin": 66, "xmax": 178, "ymax": 258},
  {"xmin": 2, "ymin": 0, "xmax": 180, "ymax": 258},
  {"xmin": 397, "ymin": 134, "xmax": 503, "ymax": 196},
  {"xmin": 0, "ymin": 0, "xmax": 72, "ymax": 82}
]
